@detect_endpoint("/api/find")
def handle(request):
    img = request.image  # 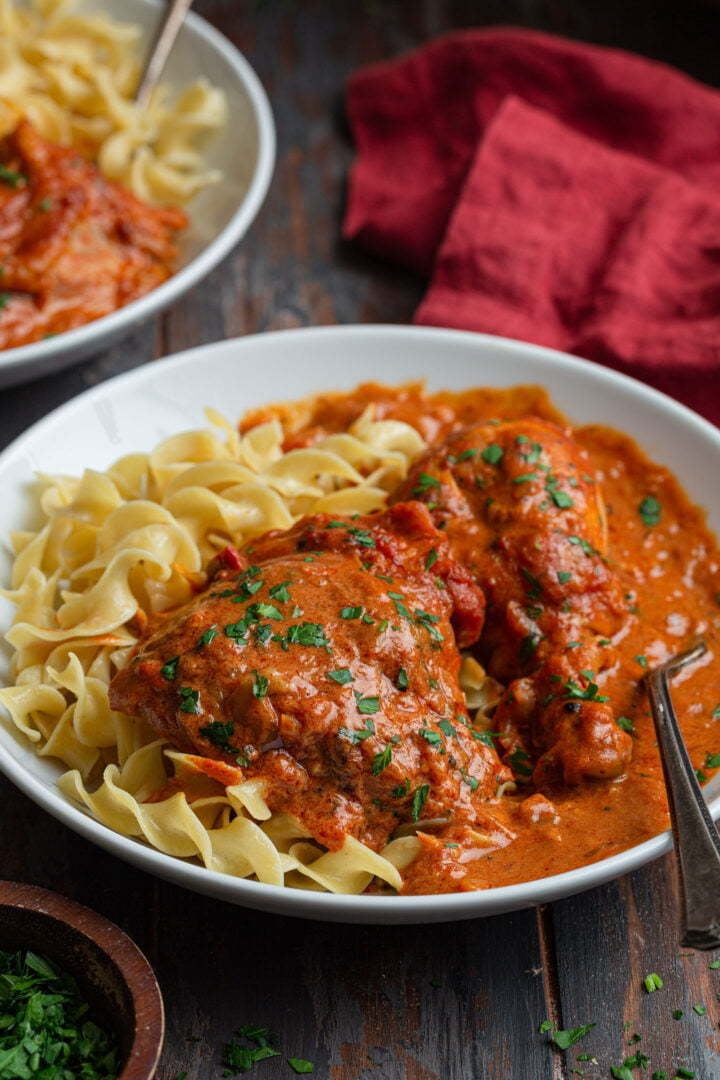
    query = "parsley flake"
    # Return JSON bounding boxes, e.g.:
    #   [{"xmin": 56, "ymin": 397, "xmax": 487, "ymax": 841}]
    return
[
  {"xmin": 481, "ymin": 444, "xmax": 504, "ymax": 466},
  {"xmin": 327, "ymin": 668, "xmax": 353, "ymax": 685},
  {"xmin": 160, "ymin": 655, "xmax": 180, "ymax": 680},
  {"xmin": 638, "ymin": 495, "xmax": 662, "ymax": 527},
  {"xmin": 411, "ymin": 784, "xmax": 430, "ymax": 820},
  {"xmin": 178, "ymin": 686, "xmax": 200, "ymax": 714},
  {"xmin": 371, "ymin": 745, "xmax": 393, "ymax": 774}
]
